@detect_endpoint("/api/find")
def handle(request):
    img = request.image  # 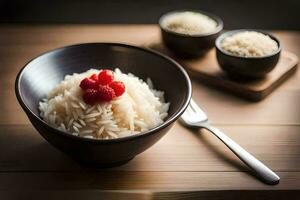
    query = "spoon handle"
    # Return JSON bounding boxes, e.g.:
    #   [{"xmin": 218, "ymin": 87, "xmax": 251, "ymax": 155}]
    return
[{"xmin": 205, "ymin": 125, "xmax": 280, "ymax": 185}]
